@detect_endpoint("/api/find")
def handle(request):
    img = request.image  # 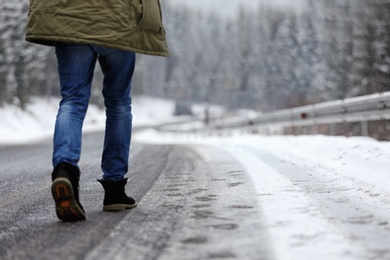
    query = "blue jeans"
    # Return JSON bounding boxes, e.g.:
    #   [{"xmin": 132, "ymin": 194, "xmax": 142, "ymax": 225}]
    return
[{"xmin": 53, "ymin": 44, "xmax": 136, "ymax": 181}]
